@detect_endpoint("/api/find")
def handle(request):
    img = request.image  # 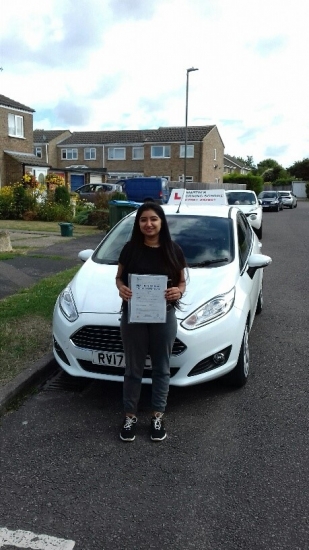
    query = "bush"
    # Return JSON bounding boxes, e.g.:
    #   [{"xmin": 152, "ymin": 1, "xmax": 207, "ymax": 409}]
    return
[
  {"xmin": 272, "ymin": 177, "xmax": 294, "ymax": 187},
  {"xmin": 88, "ymin": 209, "xmax": 109, "ymax": 231},
  {"xmin": 54, "ymin": 185, "xmax": 71, "ymax": 206},
  {"xmin": 0, "ymin": 184, "xmax": 37, "ymax": 219},
  {"xmin": 36, "ymin": 200, "xmax": 73, "ymax": 222},
  {"xmin": 223, "ymin": 173, "xmax": 264, "ymax": 195}
]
